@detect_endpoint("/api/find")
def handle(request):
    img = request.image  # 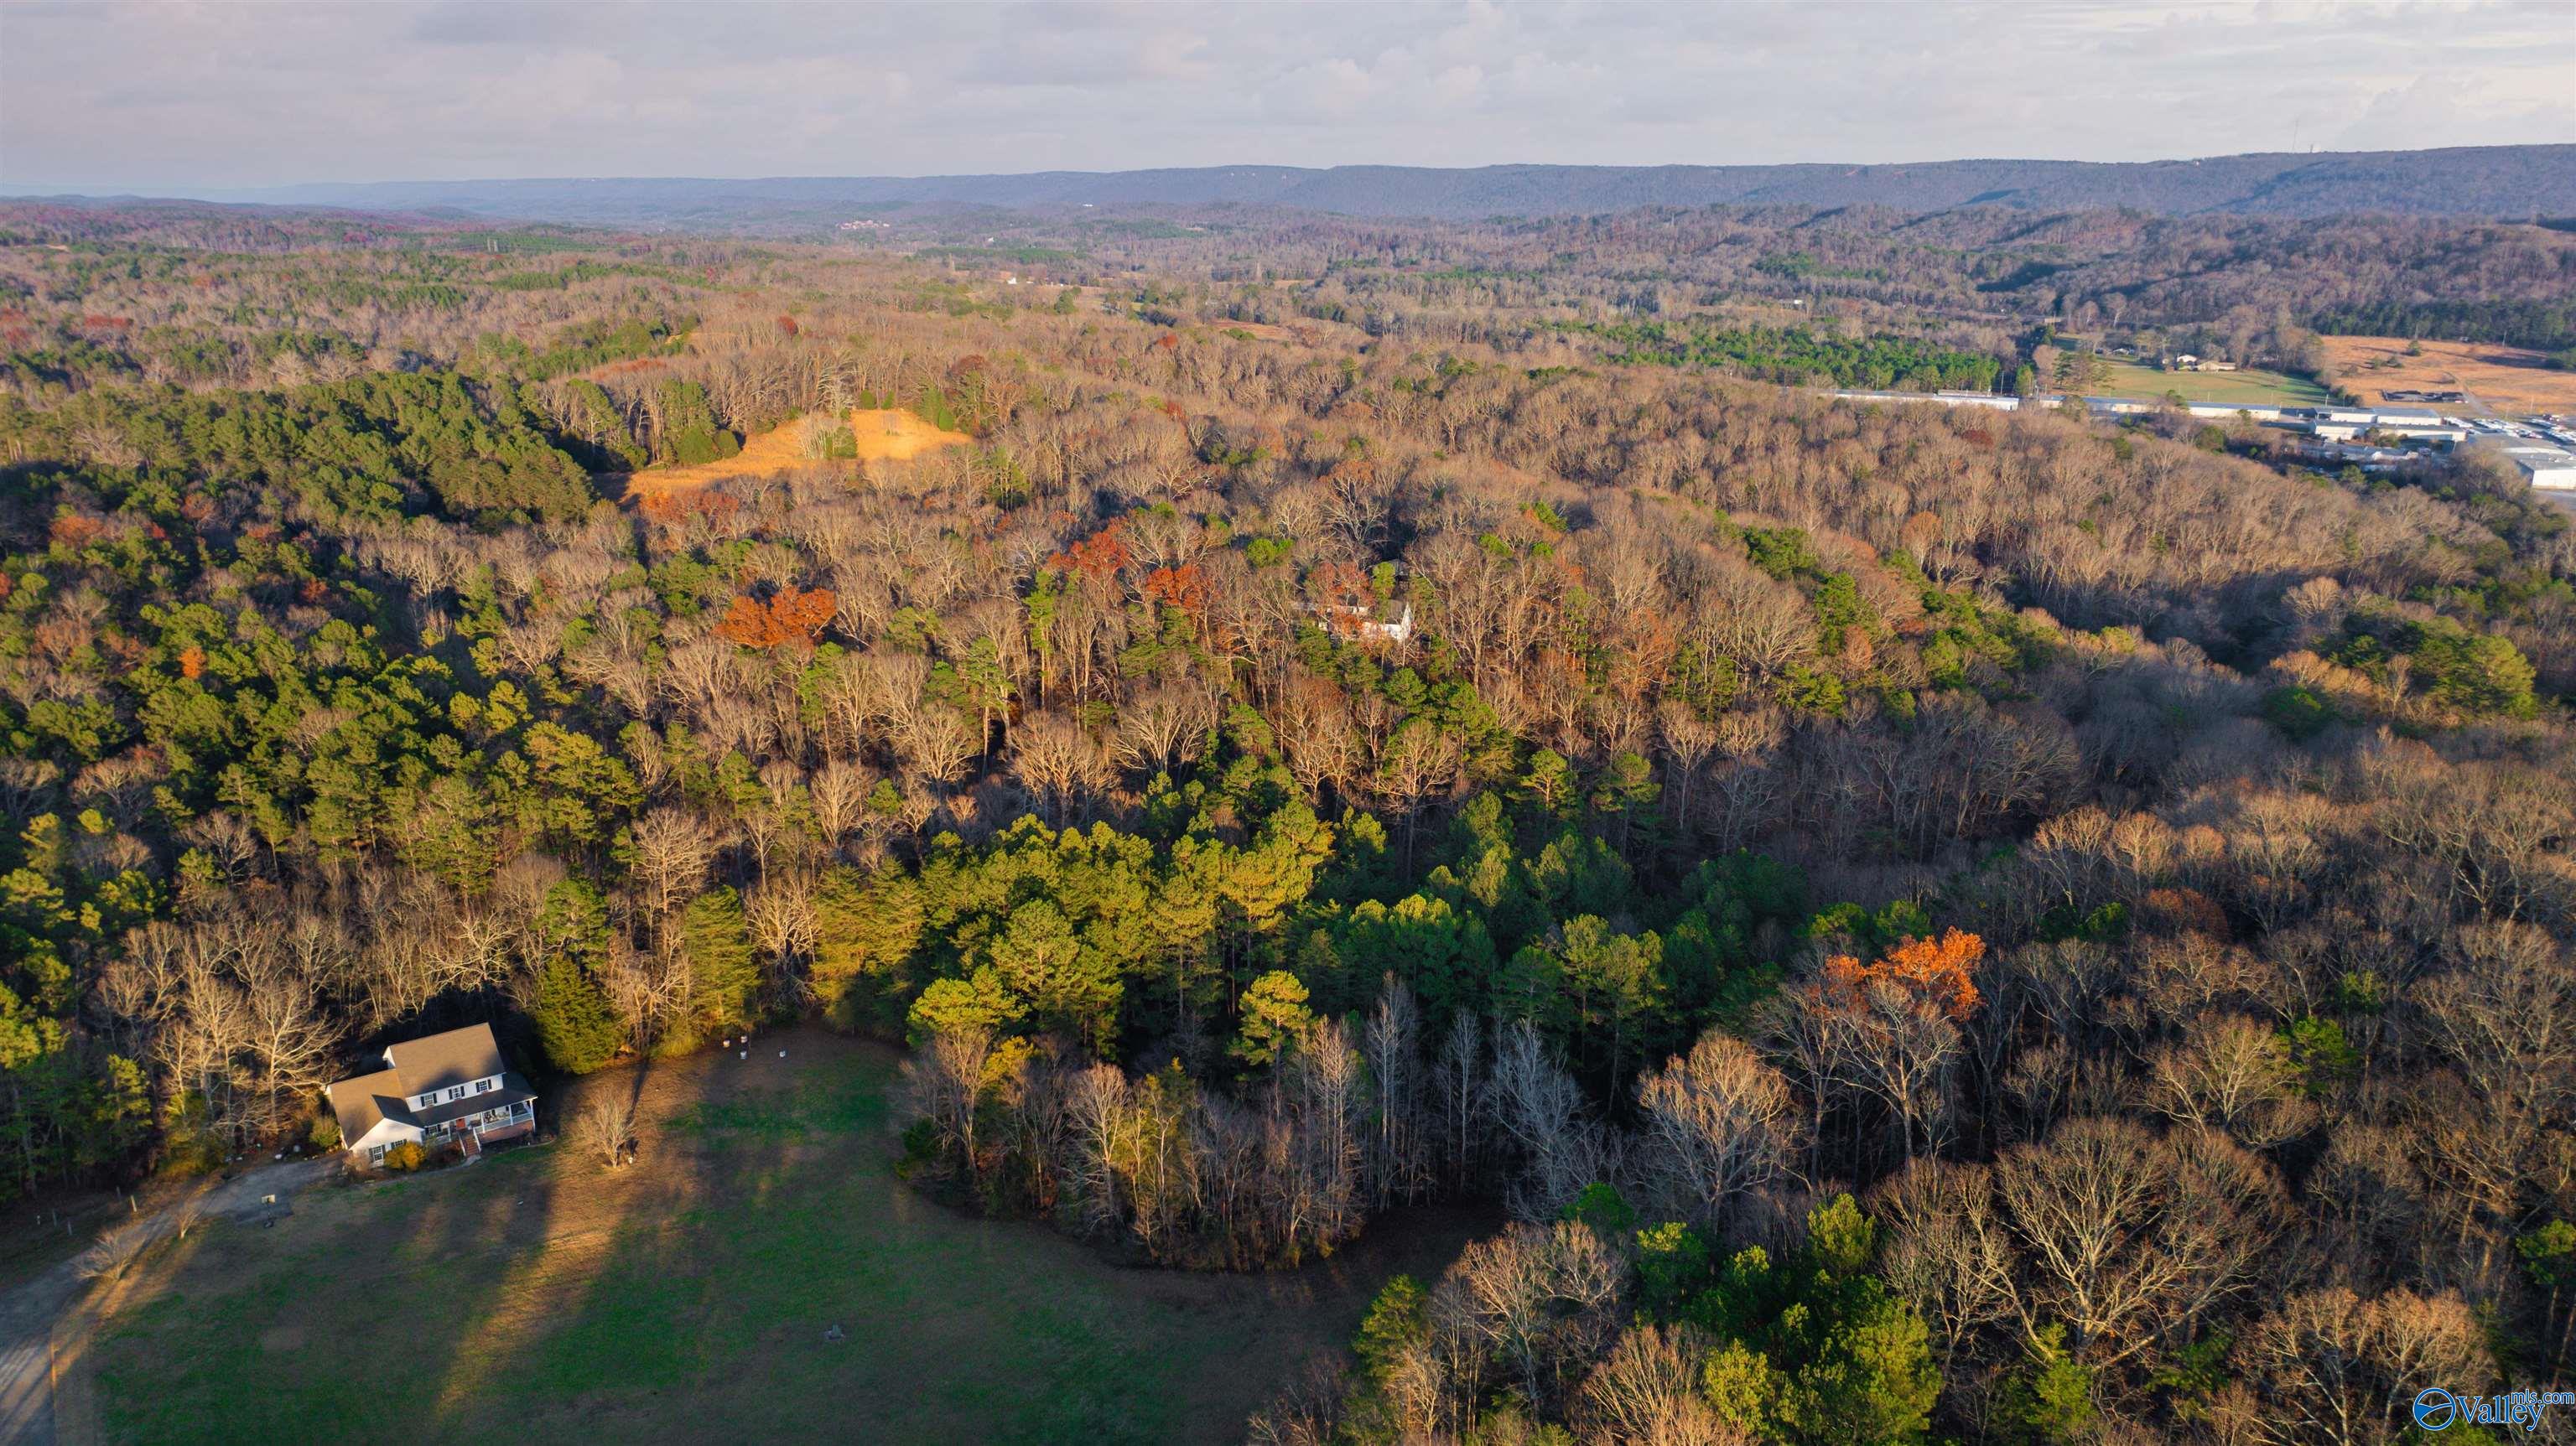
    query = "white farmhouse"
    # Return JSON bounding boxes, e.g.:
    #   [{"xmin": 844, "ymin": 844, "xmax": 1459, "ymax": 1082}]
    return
[{"xmin": 326, "ymin": 1024, "xmax": 537, "ymax": 1166}]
